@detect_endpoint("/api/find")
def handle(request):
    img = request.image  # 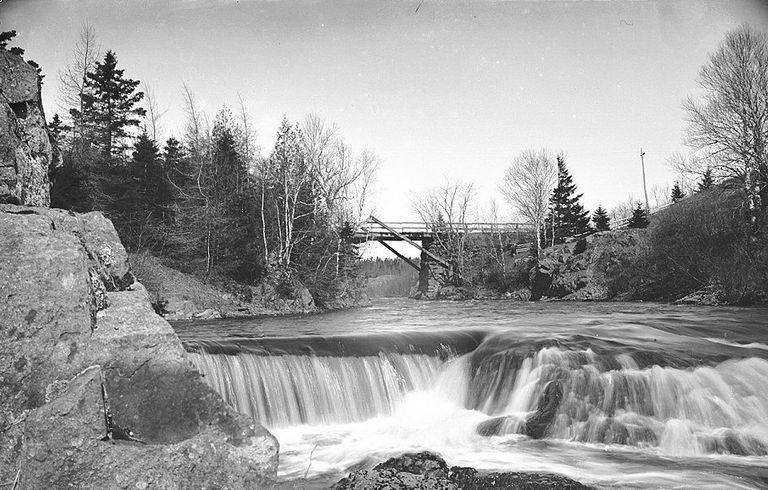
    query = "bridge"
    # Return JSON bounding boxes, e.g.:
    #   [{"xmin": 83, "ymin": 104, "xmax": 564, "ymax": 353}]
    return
[{"xmin": 352, "ymin": 215, "xmax": 534, "ymax": 272}]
